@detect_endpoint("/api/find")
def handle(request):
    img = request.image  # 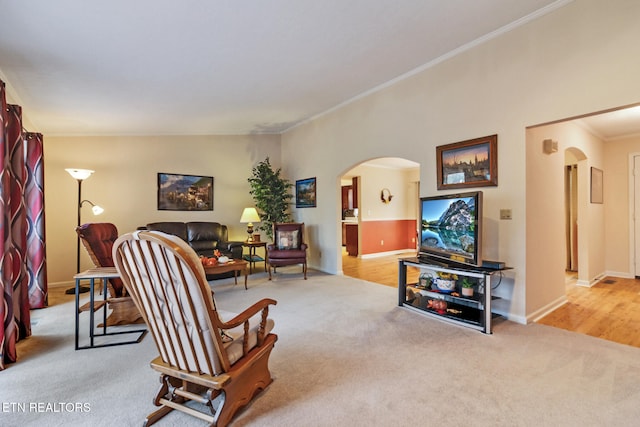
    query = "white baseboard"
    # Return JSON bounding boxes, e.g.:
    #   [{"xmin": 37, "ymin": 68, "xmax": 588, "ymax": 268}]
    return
[
  {"xmin": 49, "ymin": 280, "xmax": 74, "ymax": 288},
  {"xmin": 529, "ymin": 295, "xmax": 568, "ymax": 323},
  {"xmin": 493, "ymin": 309, "xmax": 527, "ymax": 325},
  {"xmin": 360, "ymin": 249, "xmax": 415, "ymax": 259},
  {"xmin": 605, "ymin": 270, "xmax": 635, "ymax": 279},
  {"xmin": 576, "ymin": 270, "xmax": 634, "ymax": 288},
  {"xmin": 576, "ymin": 279, "xmax": 592, "ymax": 287}
]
